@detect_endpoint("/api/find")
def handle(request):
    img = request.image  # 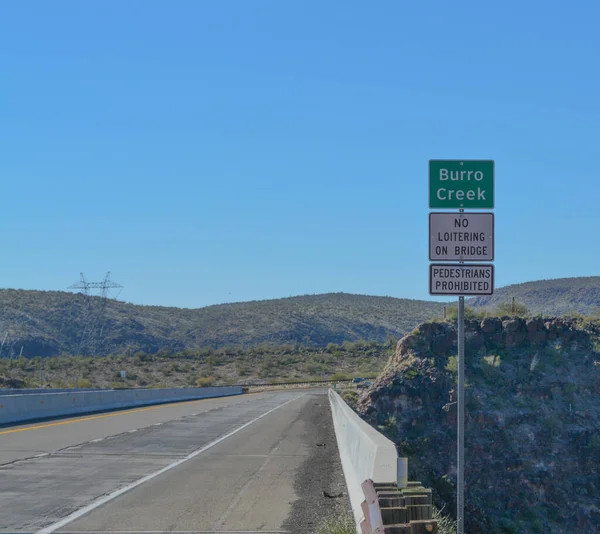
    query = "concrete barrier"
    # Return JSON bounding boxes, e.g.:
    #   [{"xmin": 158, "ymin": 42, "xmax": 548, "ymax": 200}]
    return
[
  {"xmin": 0, "ymin": 386, "xmax": 243, "ymax": 425},
  {"xmin": 328, "ymin": 389, "xmax": 398, "ymax": 533},
  {"xmin": 0, "ymin": 388, "xmax": 106, "ymax": 396}
]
